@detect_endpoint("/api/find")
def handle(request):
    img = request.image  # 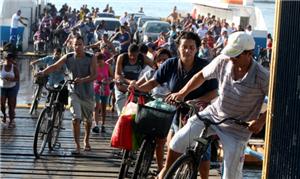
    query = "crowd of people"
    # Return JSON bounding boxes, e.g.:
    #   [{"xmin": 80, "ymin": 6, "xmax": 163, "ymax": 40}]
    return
[{"xmin": 1, "ymin": 2, "xmax": 272, "ymax": 179}]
